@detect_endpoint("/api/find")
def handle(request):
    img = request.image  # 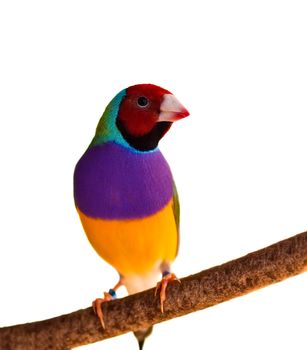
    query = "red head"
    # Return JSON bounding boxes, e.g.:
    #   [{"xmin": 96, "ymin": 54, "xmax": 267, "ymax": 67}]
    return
[{"xmin": 116, "ymin": 84, "xmax": 189, "ymax": 151}]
